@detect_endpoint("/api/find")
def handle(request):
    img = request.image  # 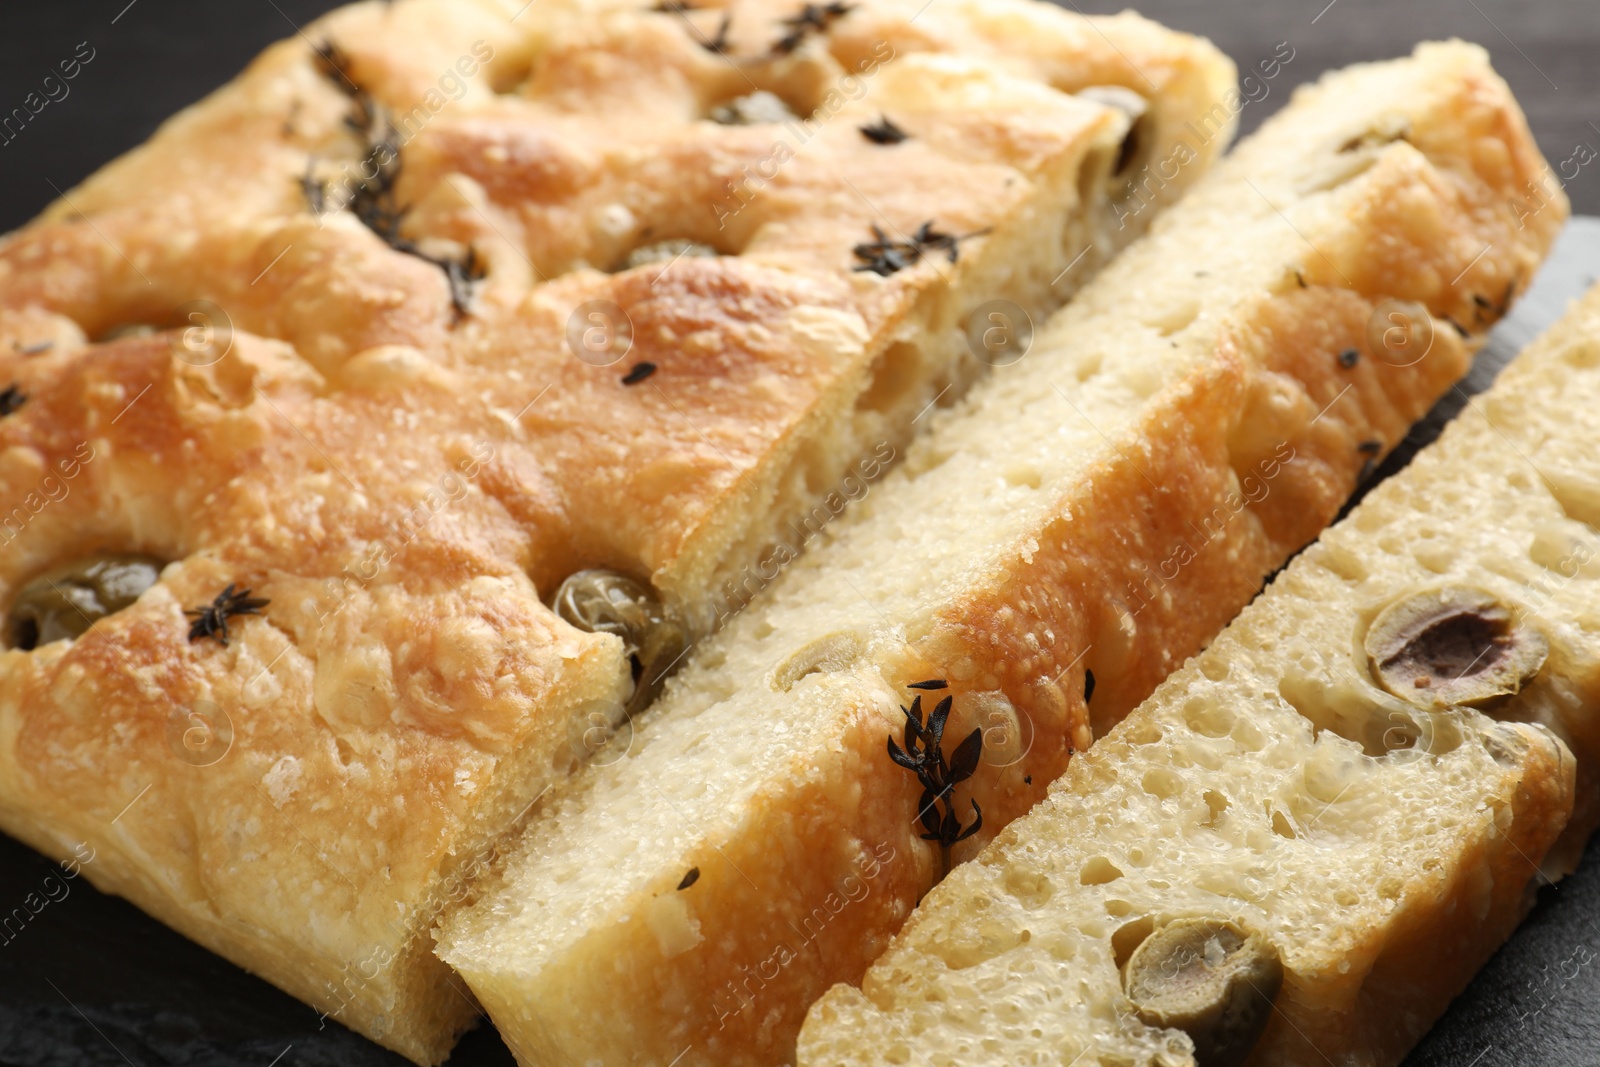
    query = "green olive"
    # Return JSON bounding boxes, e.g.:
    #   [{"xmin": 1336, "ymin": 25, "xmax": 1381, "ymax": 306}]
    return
[
  {"xmin": 552, "ymin": 569, "xmax": 687, "ymax": 717},
  {"xmin": 1123, "ymin": 917, "xmax": 1282, "ymax": 1067},
  {"xmin": 618, "ymin": 239, "xmax": 719, "ymax": 273},
  {"xmin": 1364, "ymin": 586, "xmax": 1548, "ymax": 709},
  {"xmin": 9, "ymin": 553, "xmax": 164, "ymax": 650},
  {"xmin": 708, "ymin": 90, "xmax": 797, "ymax": 126},
  {"xmin": 1076, "ymin": 85, "xmax": 1151, "ymax": 177}
]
